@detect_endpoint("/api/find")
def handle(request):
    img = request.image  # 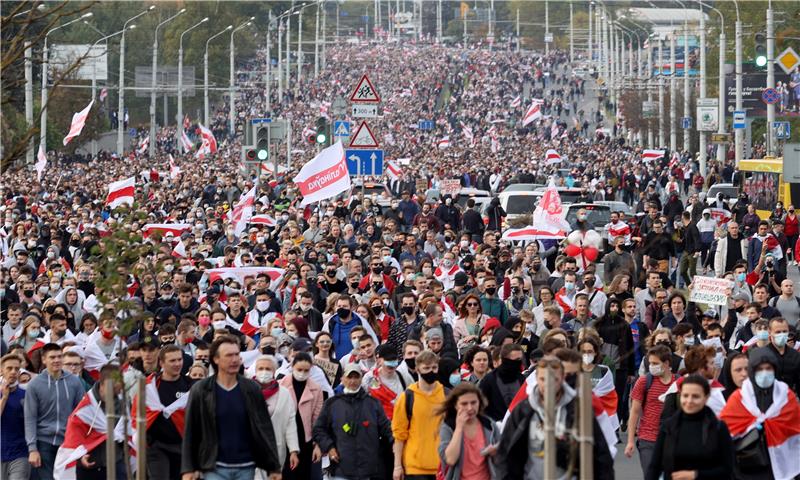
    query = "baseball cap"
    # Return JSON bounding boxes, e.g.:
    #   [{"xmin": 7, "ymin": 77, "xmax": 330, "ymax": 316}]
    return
[
  {"xmin": 375, "ymin": 343, "xmax": 398, "ymax": 361},
  {"xmin": 343, "ymin": 363, "xmax": 363, "ymax": 377},
  {"xmin": 454, "ymin": 272, "xmax": 469, "ymax": 287},
  {"xmin": 290, "ymin": 338, "xmax": 312, "ymax": 353}
]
